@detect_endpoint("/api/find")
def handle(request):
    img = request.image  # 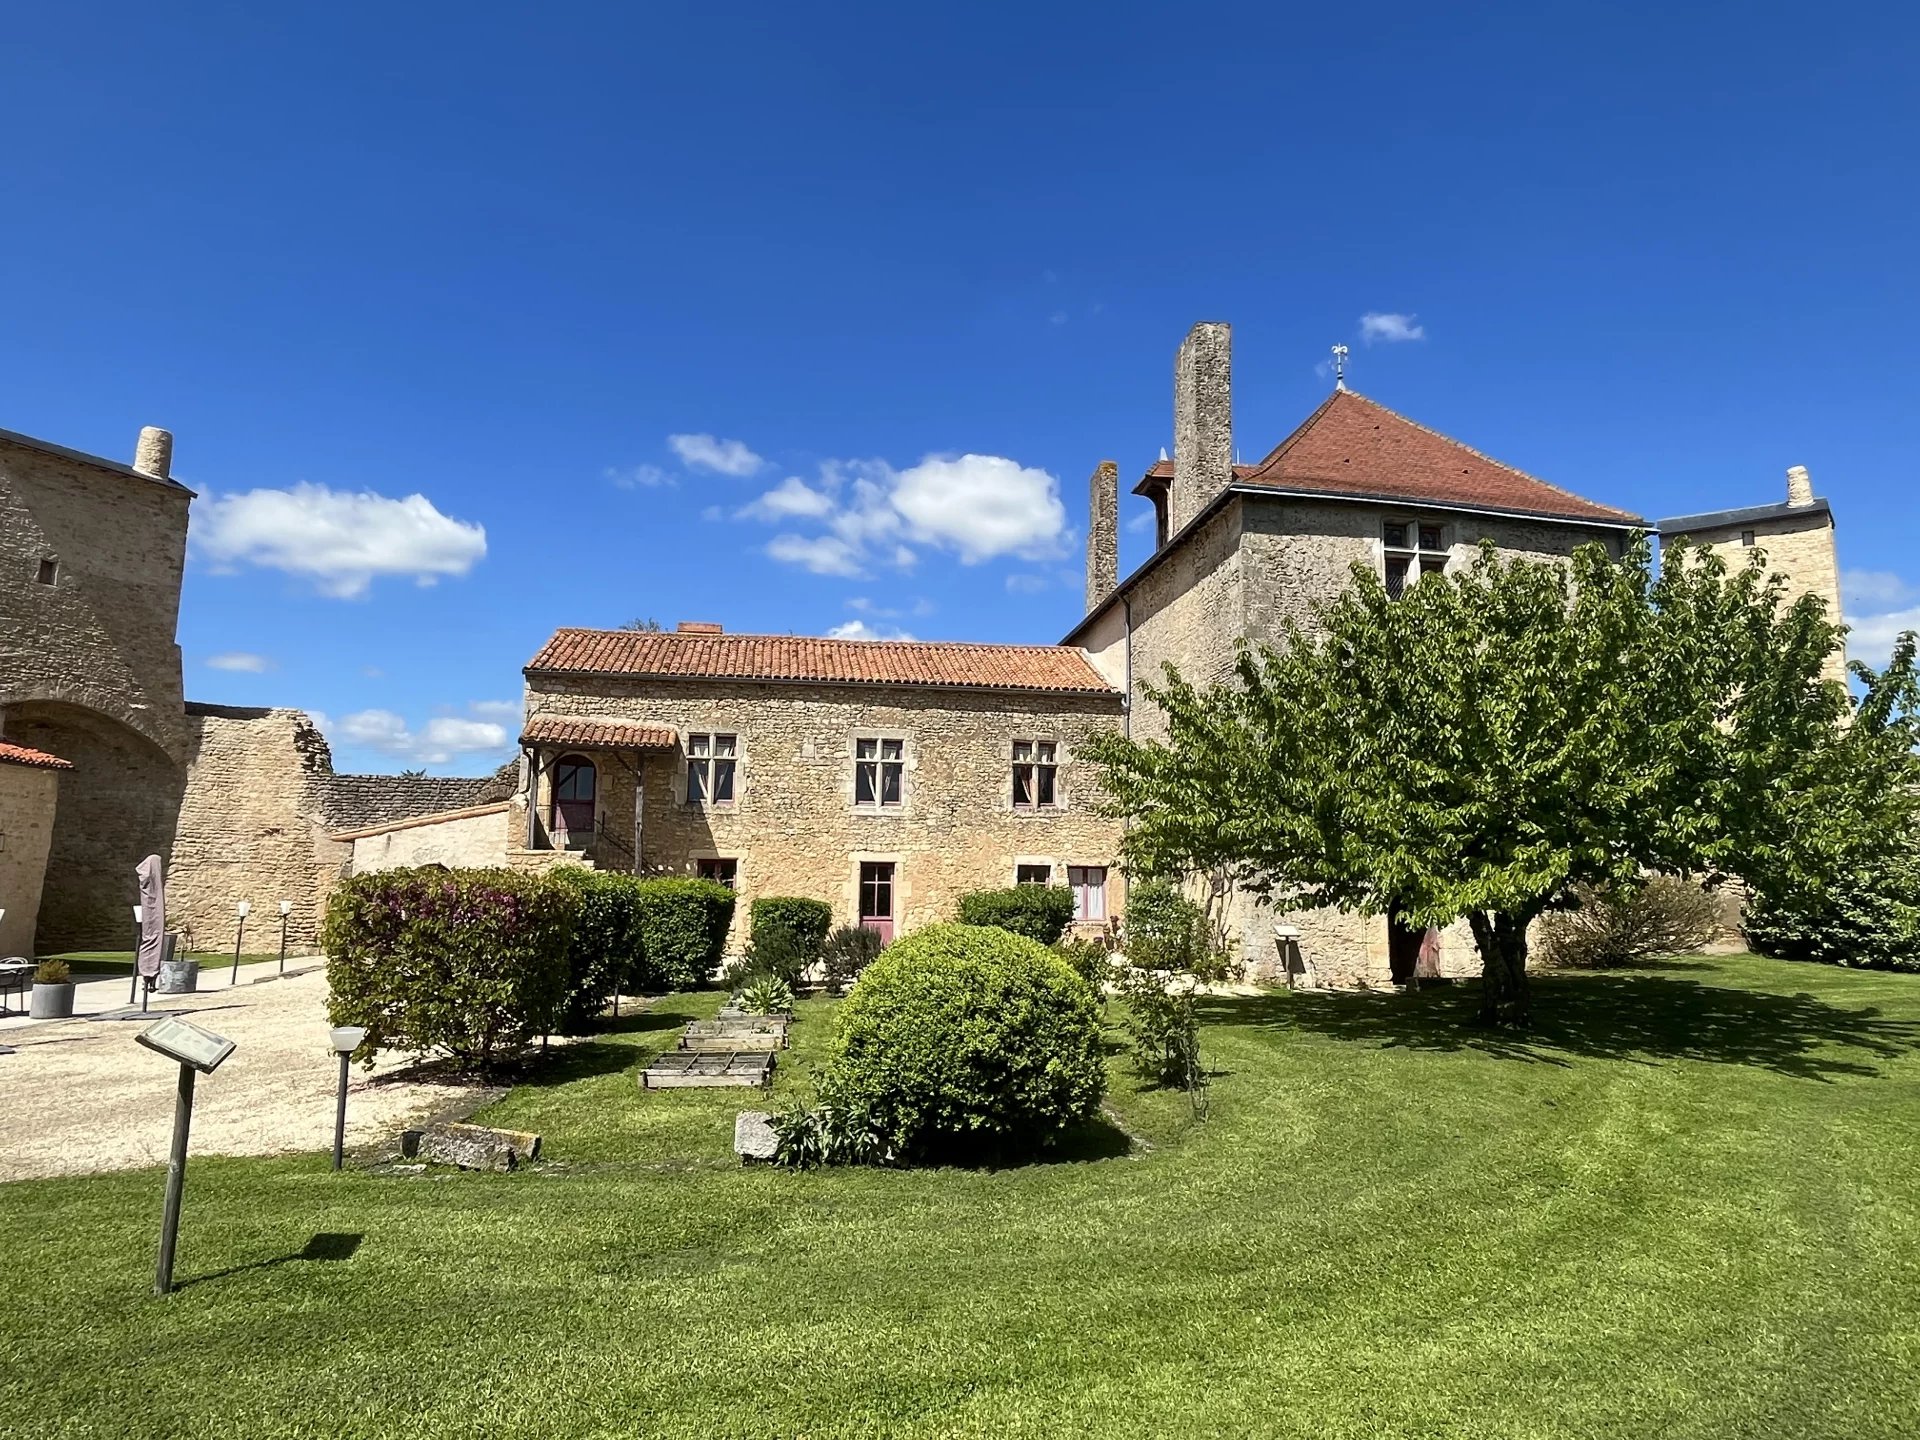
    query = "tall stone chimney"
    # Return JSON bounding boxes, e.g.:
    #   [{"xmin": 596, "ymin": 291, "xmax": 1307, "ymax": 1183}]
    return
[
  {"xmin": 1786, "ymin": 464, "xmax": 1815, "ymax": 508},
  {"xmin": 1171, "ymin": 322, "xmax": 1232, "ymax": 533},
  {"xmin": 1085, "ymin": 460, "xmax": 1119, "ymax": 613},
  {"xmin": 133, "ymin": 426, "xmax": 173, "ymax": 479}
]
